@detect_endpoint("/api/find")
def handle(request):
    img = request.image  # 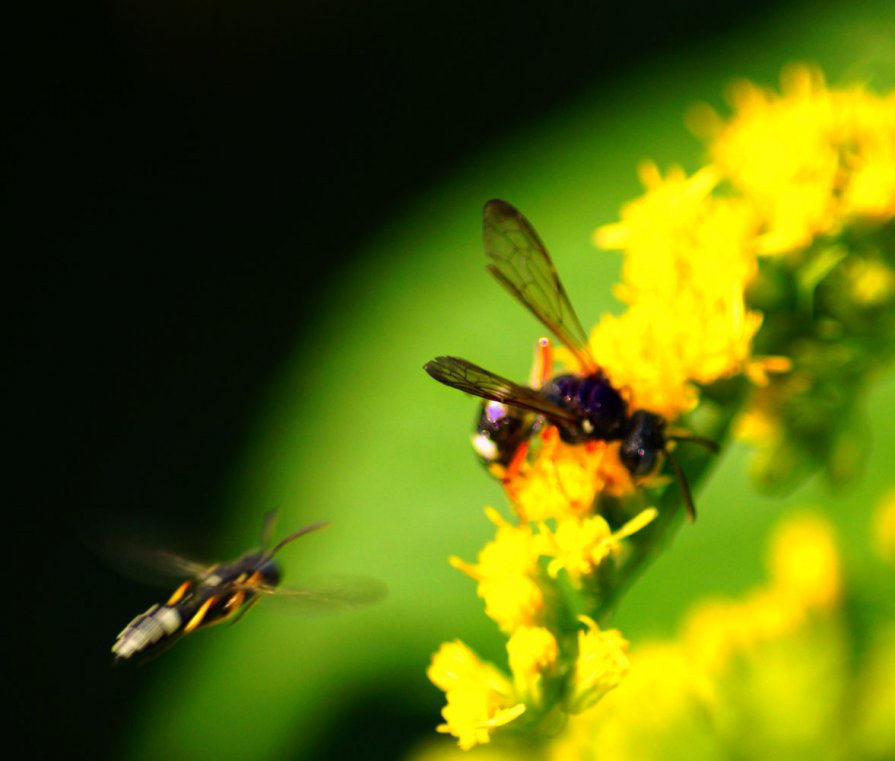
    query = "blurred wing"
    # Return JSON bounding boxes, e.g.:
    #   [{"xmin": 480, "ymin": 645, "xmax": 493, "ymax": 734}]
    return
[
  {"xmin": 483, "ymin": 199, "xmax": 597, "ymax": 373},
  {"xmin": 424, "ymin": 356, "xmax": 577, "ymax": 422},
  {"xmin": 250, "ymin": 575, "xmax": 387, "ymax": 616},
  {"xmin": 101, "ymin": 542, "xmax": 210, "ymax": 587}
]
